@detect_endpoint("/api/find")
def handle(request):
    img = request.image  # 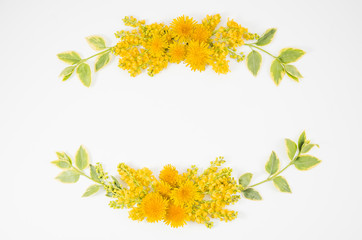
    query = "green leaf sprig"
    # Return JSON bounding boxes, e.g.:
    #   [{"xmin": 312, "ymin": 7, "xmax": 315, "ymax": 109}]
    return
[
  {"xmin": 245, "ymin": 28, "xmax": 305, "ymax": 85},
  {"xmin": 239, "ymin": 131, "xmax": 321, "ymax": 200},
  {"xmin": 57, "ymin": 36, "xmax": 112, "ymax": 87},
  {"xmin": 52, "ymin": 146, "xmax": 122, "ymax": 198}
]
